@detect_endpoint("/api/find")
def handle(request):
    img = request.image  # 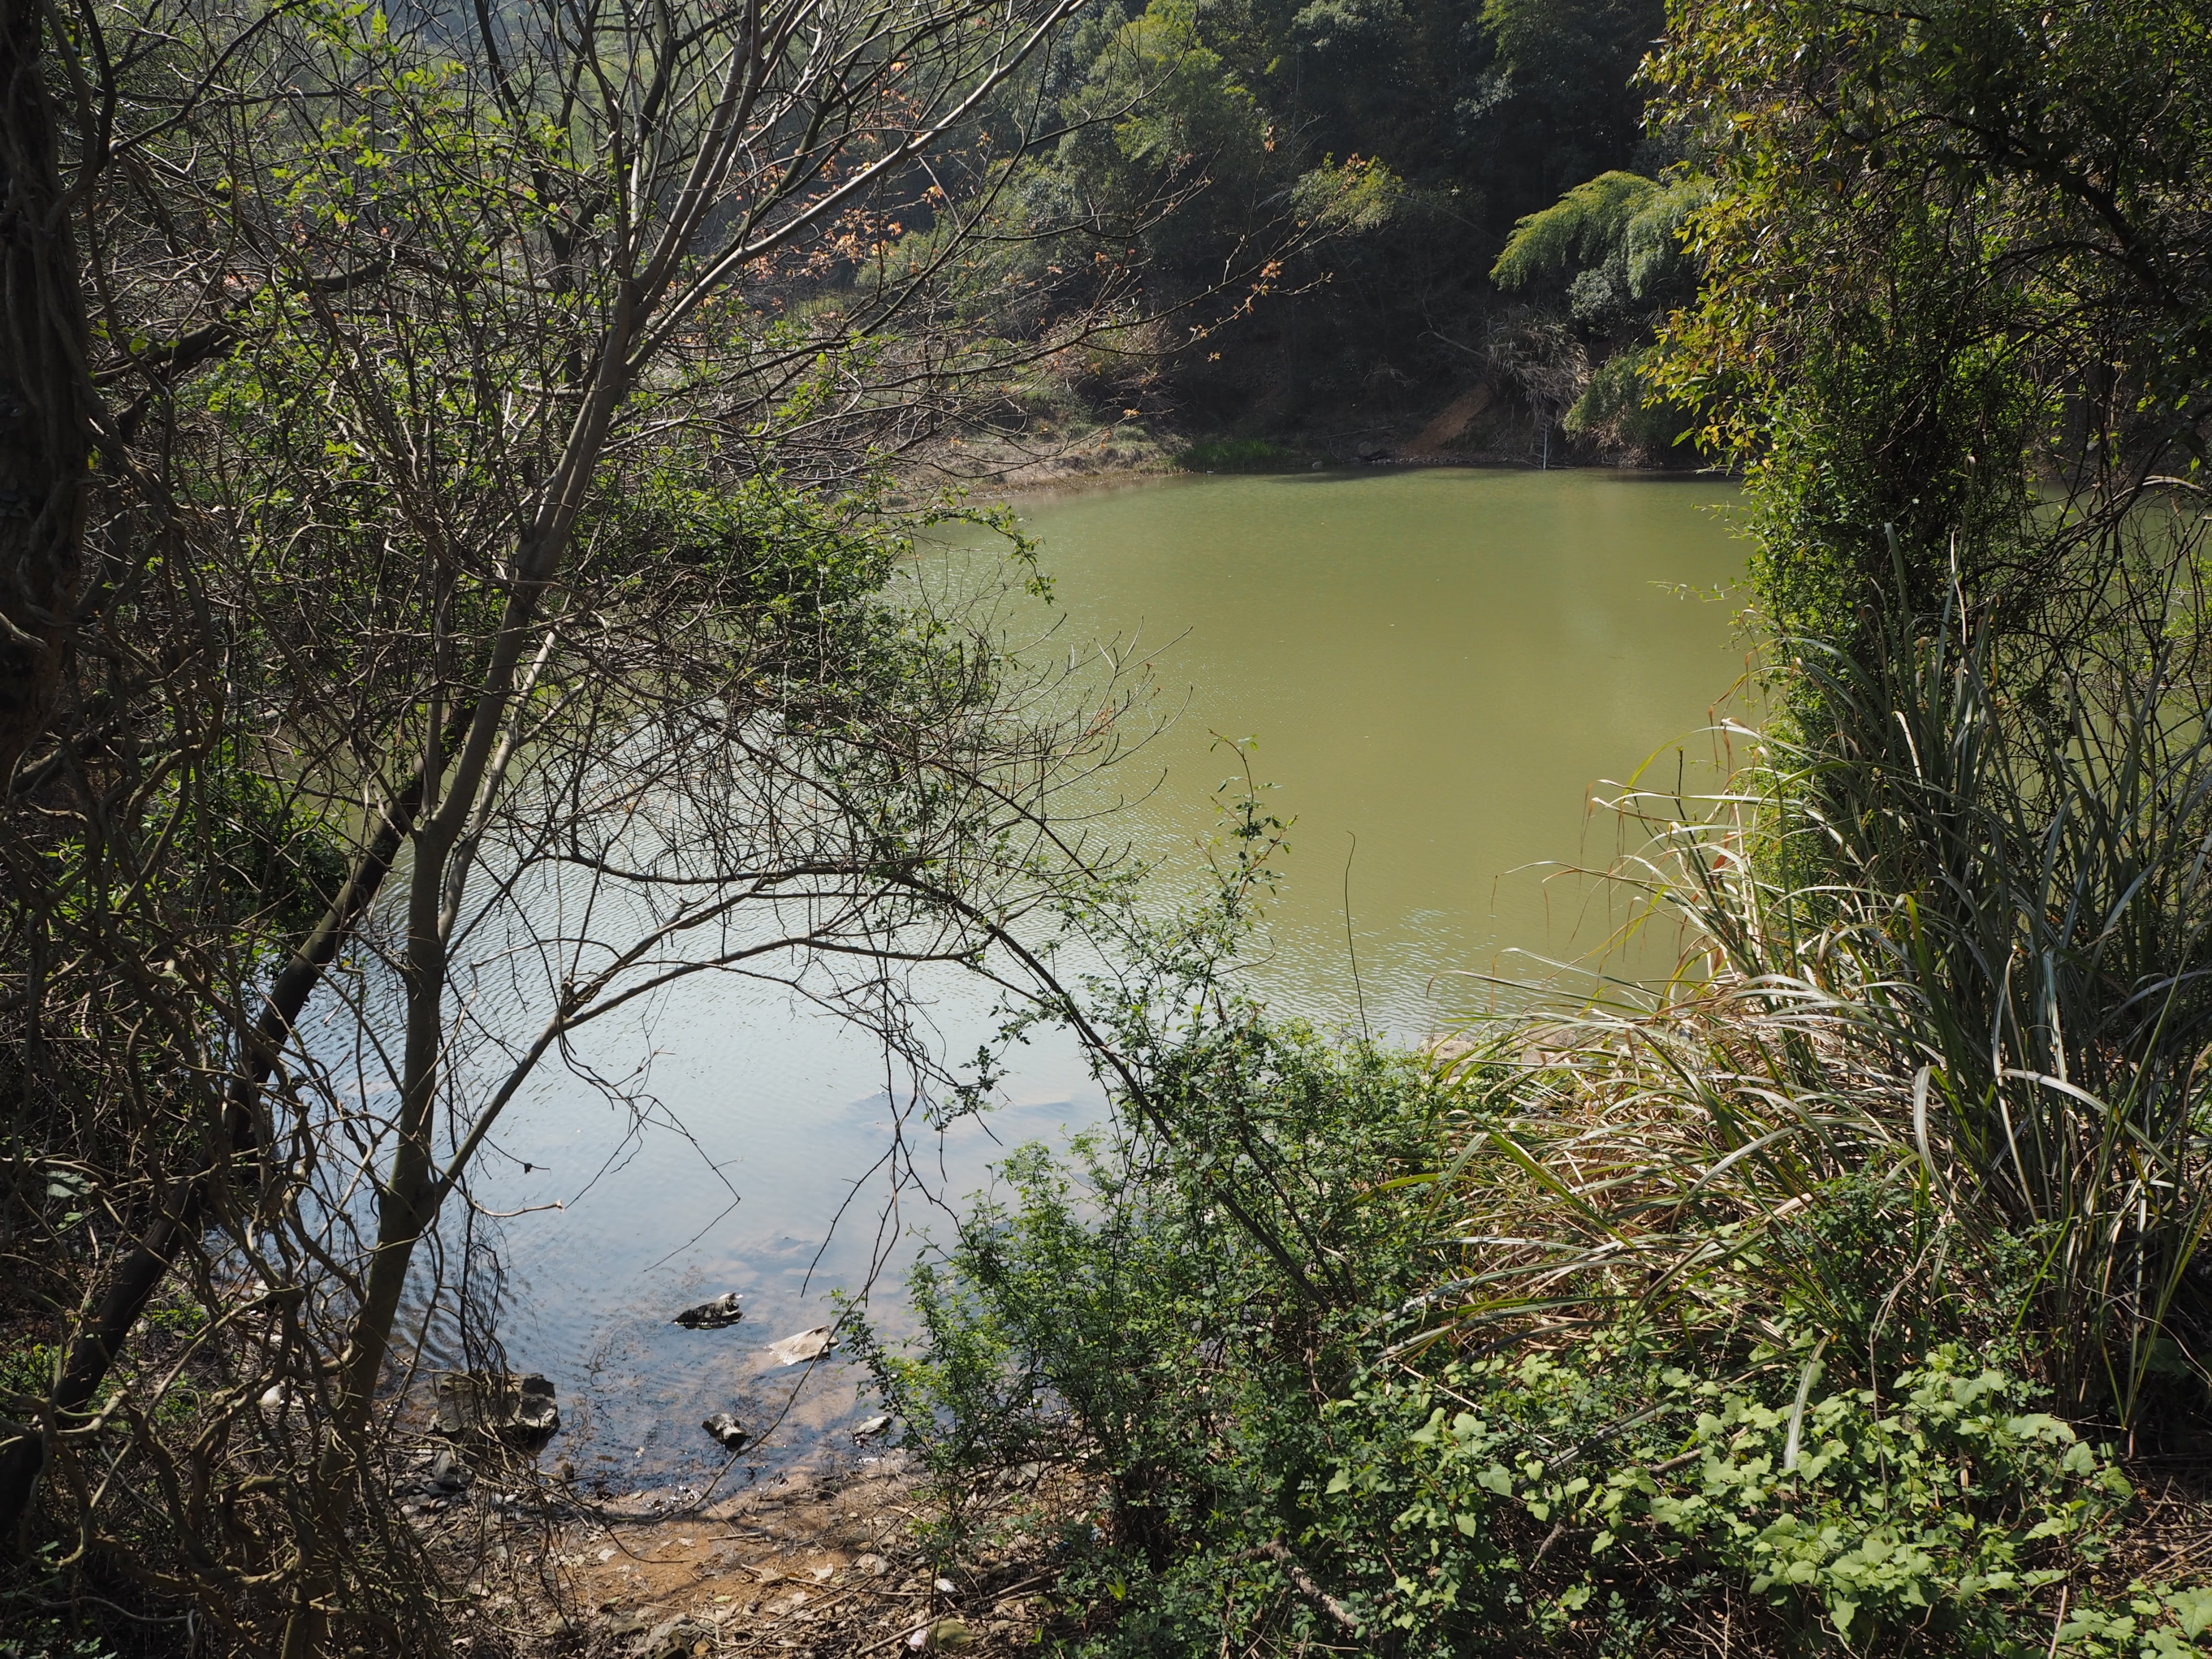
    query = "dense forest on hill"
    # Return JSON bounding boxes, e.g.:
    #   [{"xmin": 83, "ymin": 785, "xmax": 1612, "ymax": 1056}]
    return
[
  {"xmin": 938, "ymin": 0, "xmax": 1690, "ymax": 461},
  {"xmin": 1039, "ymin": 0, "xmax": 1674, "ymax": 454}
]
